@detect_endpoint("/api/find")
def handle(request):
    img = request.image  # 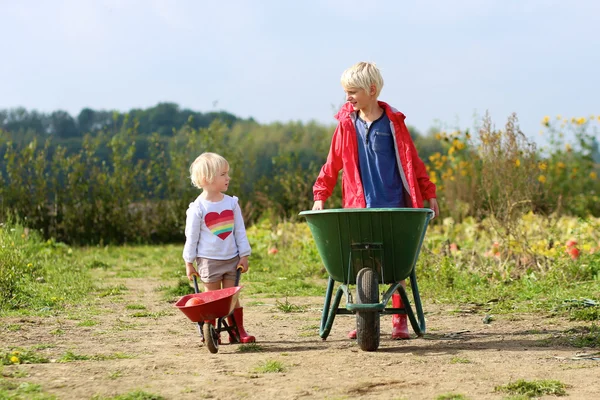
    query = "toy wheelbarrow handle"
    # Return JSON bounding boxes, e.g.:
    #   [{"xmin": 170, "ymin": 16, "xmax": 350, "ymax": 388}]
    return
[
  {"xmin": 235, "ymin": 265, "xmax": 243, "ymax": 286},
  {"xmin": 193, "ymin": 275, "xmax": 201, "ymax": 294}
]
